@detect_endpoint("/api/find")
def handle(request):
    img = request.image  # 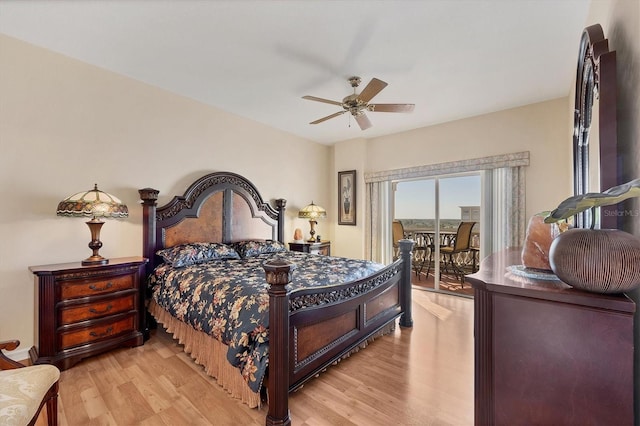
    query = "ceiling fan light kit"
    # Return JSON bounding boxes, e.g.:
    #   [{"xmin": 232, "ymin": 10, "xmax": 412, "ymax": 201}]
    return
[{"xmin": 303, "ymin": 76, "xmax": 414, "ymax": 130}]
